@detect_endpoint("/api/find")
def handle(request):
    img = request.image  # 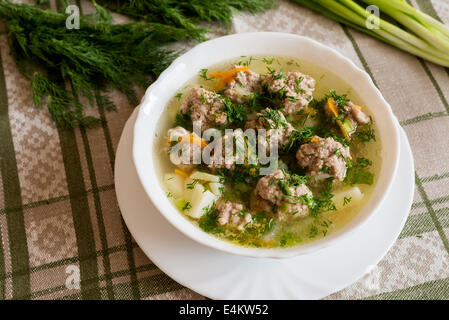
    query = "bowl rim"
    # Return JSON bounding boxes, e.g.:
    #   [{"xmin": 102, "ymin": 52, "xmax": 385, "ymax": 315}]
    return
[{"xmin": 132, "ymin": 32, "xmax": 401, "ymax": 259}]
